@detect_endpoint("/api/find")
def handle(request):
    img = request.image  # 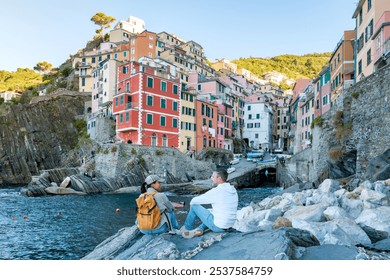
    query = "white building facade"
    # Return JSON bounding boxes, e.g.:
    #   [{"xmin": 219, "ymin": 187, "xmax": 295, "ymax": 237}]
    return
[
  {"xmin": 87, "ymin": 59, "xmax": 119, "ymax": 141},
  {"xmin": 243, "ymin": 102, "xmax": 273, "ymax": 150}
]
